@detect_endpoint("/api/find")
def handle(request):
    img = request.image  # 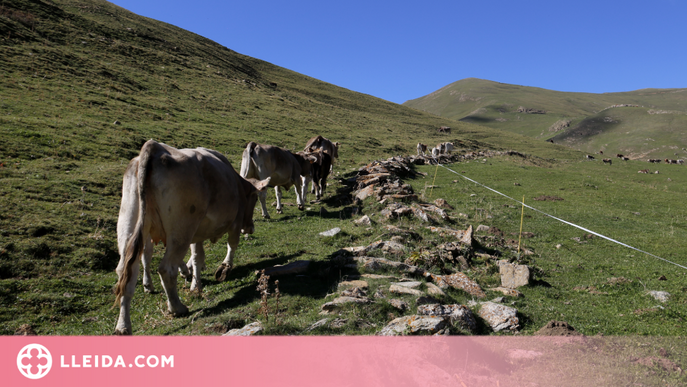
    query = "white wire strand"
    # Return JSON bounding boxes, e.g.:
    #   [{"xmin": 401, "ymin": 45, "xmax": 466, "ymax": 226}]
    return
[{"xmin": 431, "ymin": 157, "xmax": 687, "ymax": 271}]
